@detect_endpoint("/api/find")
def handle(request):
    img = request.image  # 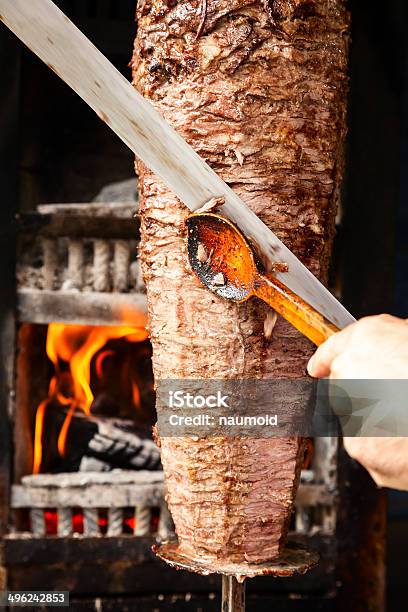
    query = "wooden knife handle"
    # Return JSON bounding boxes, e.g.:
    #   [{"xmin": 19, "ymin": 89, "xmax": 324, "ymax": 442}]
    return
[{"xmin": 254, "ymin": 274, "xmax": 339, "ymax": 346}]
